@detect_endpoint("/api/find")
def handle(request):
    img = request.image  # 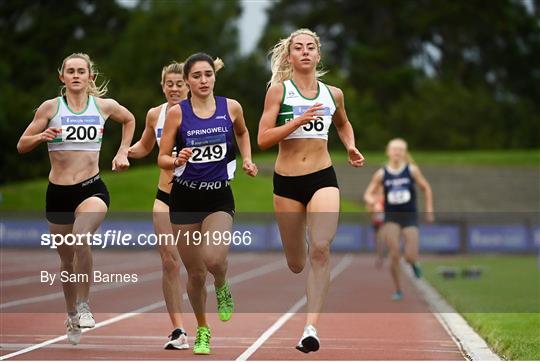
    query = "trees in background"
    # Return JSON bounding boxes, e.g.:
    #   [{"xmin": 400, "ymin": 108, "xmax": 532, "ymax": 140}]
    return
[
  {"xmin": 2, "ymin": 0, "xmax": 538, "ymax": 182},
  {"xmin": 259, "ymin": 0, "xmax": 540, "ymax": 149}
]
